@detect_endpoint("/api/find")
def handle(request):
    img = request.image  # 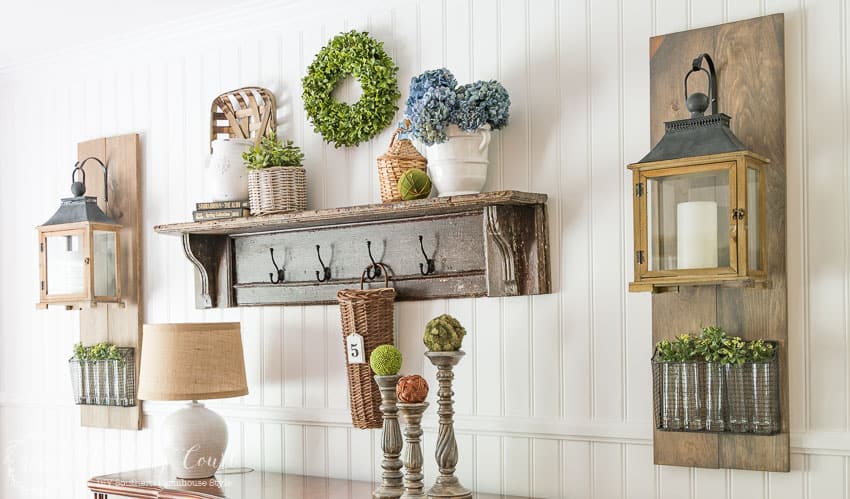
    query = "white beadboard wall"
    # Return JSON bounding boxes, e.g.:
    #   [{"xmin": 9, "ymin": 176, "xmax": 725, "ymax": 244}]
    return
[{"xmin": 0, "ymin": 0, "xmax": 848, "ymax": 497}]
